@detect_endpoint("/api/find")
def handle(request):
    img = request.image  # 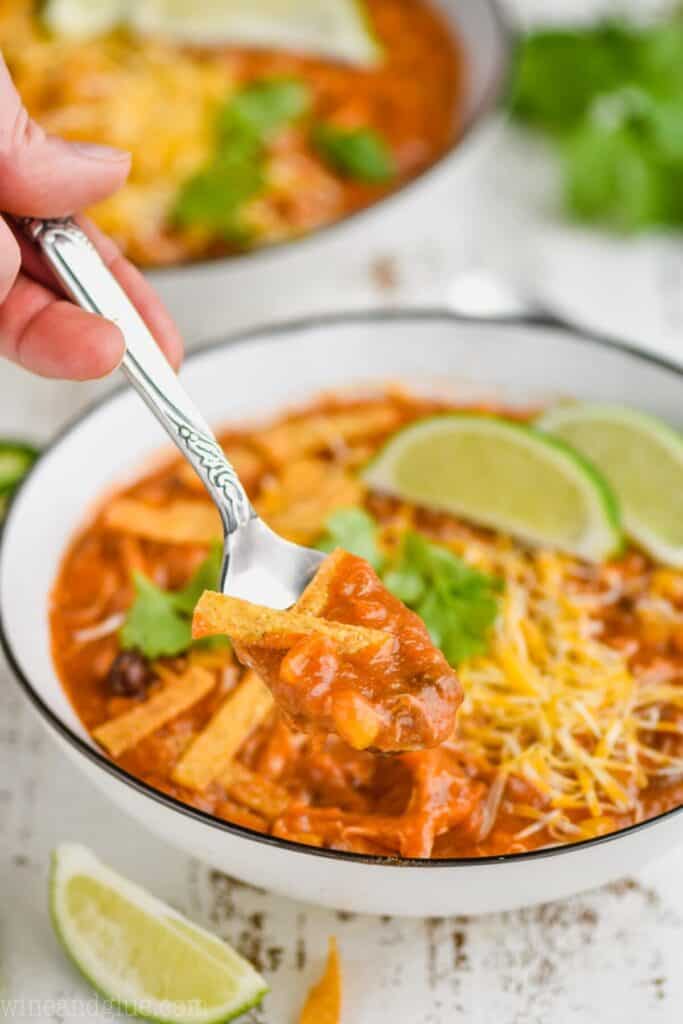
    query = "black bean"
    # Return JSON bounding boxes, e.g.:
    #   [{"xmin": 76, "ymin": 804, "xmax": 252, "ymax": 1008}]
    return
[{"xmin": 106, "ymin": 651, "xmax": 151, "ymax": 698}]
